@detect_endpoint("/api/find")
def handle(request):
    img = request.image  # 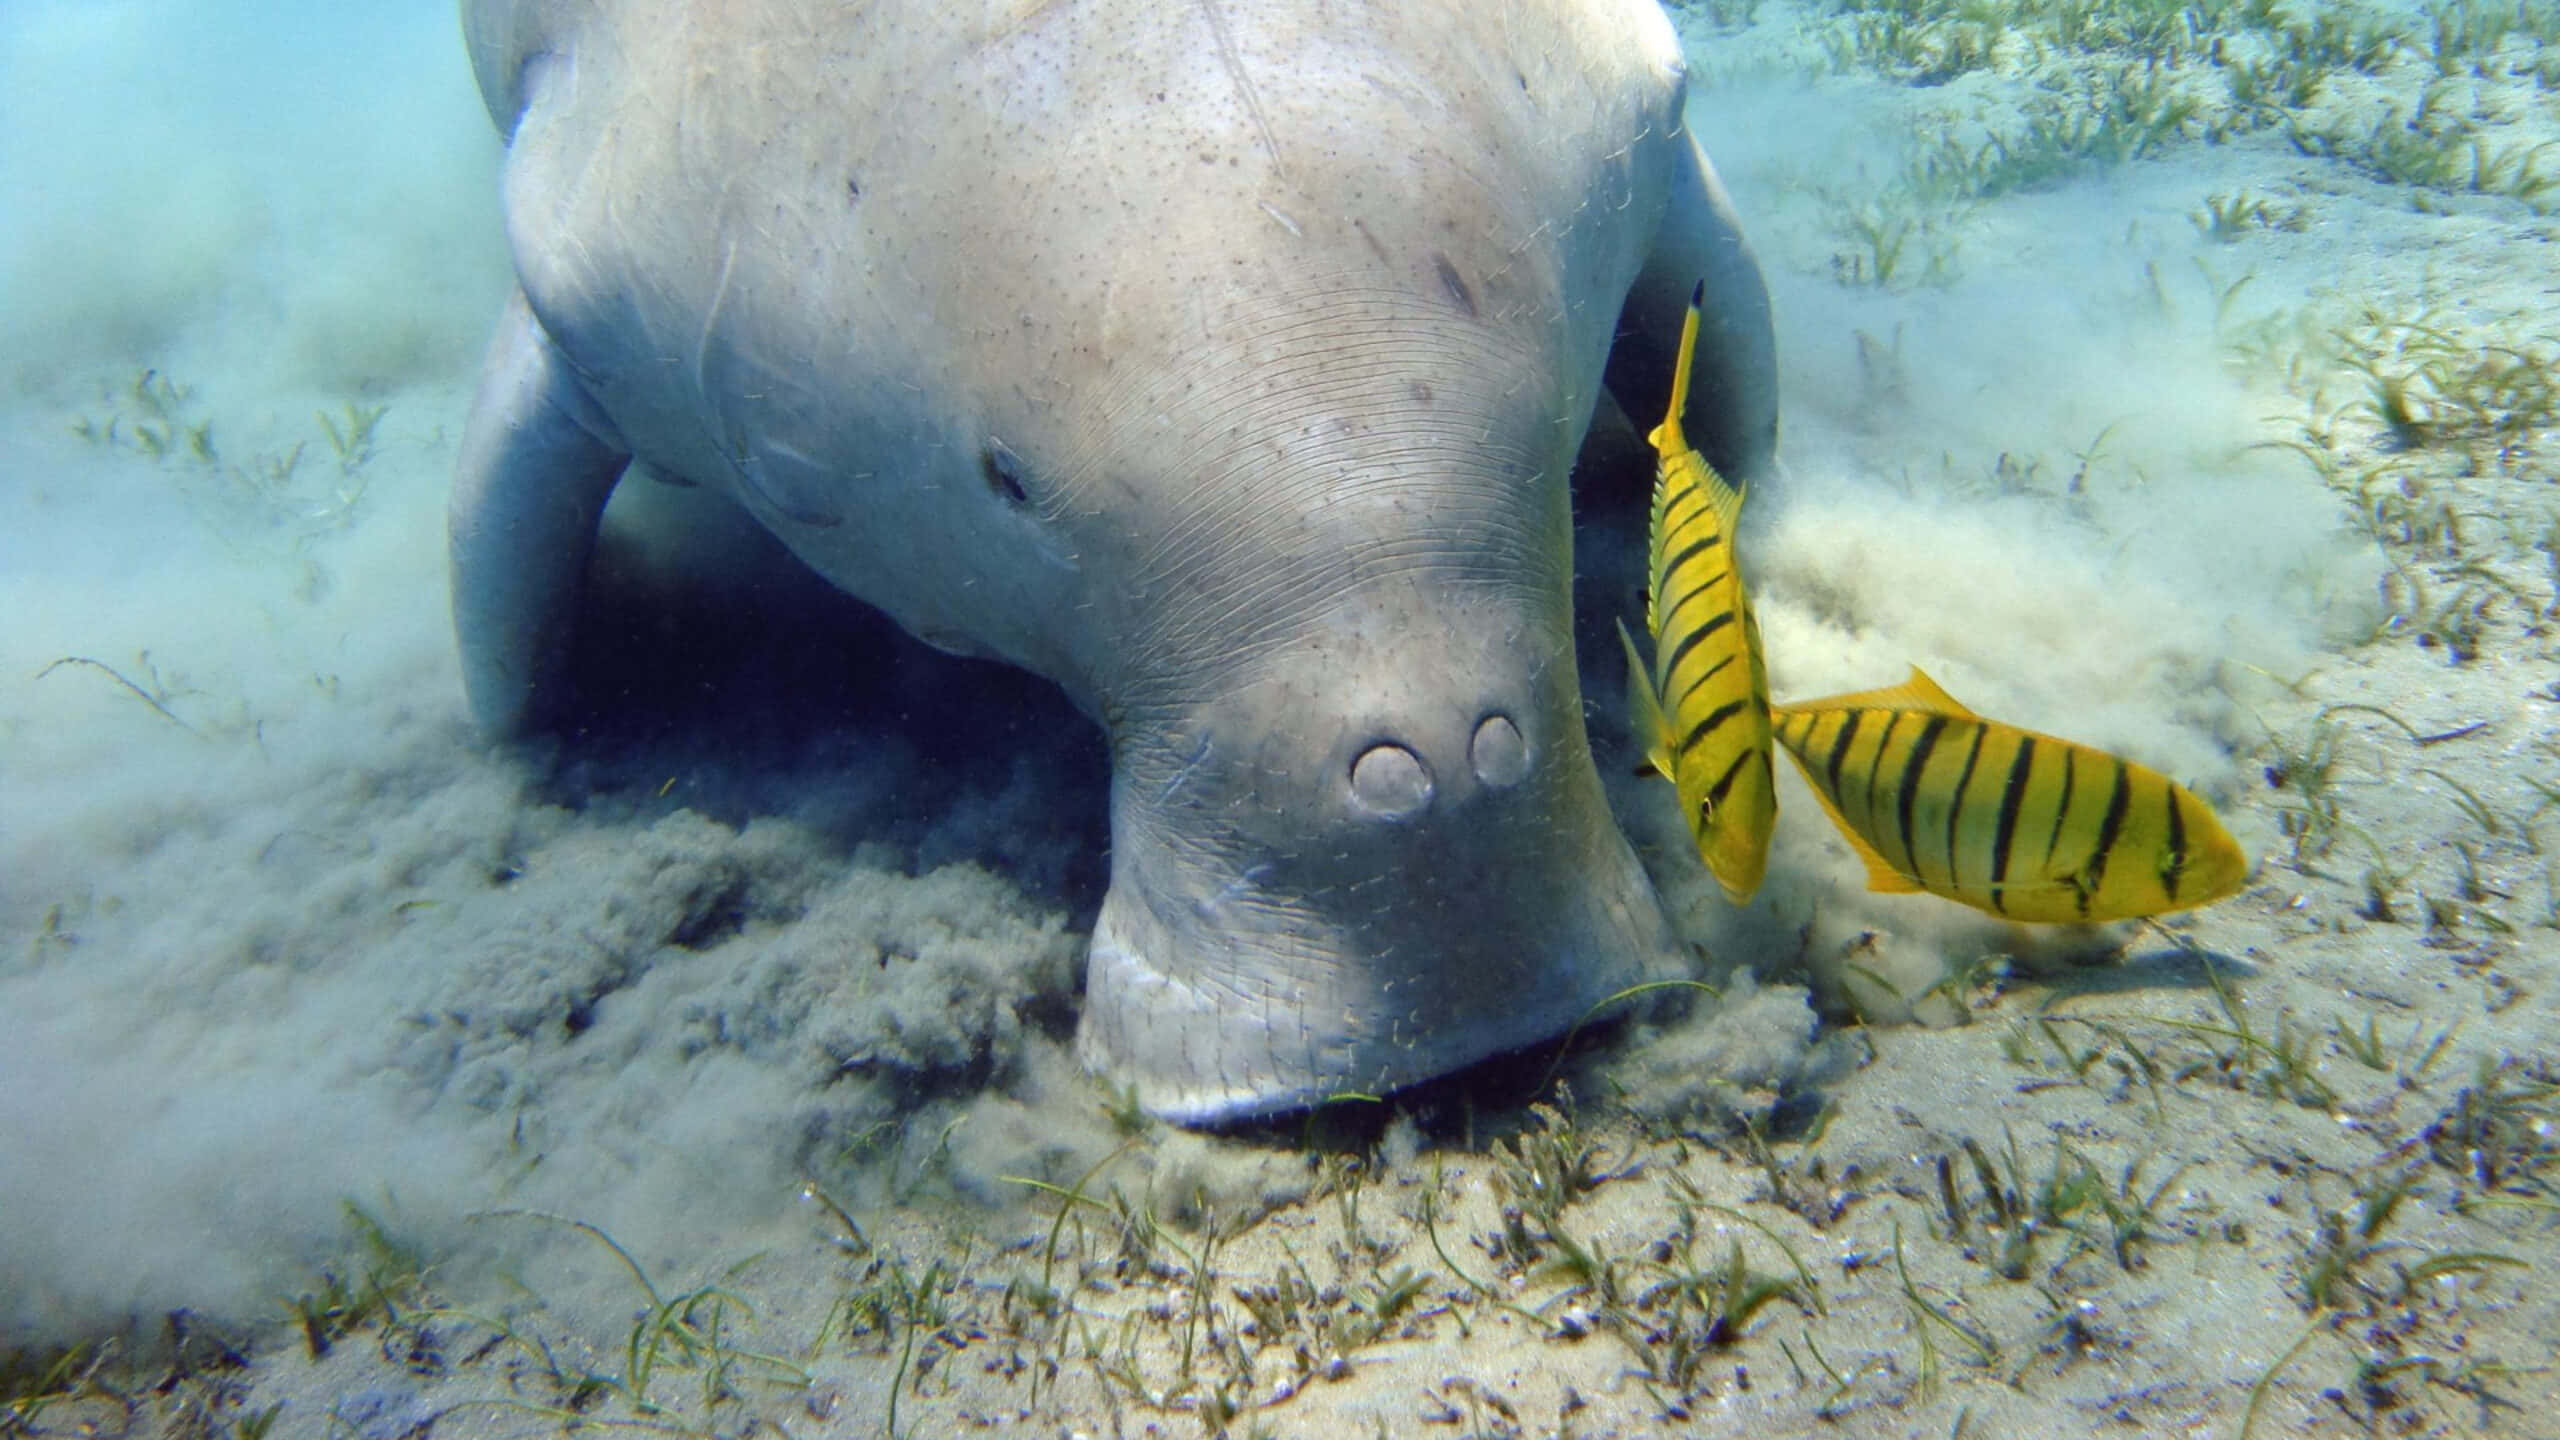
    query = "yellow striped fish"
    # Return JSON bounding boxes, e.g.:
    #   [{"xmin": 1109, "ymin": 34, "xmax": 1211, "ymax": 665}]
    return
[
  {"xmin": 1617, "ymin": 280, "xmax": 1777, "ymax": 904},
  {"xmin": 1769, "ymin": 668, "xmax": 2248, "ymax": 923}
]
